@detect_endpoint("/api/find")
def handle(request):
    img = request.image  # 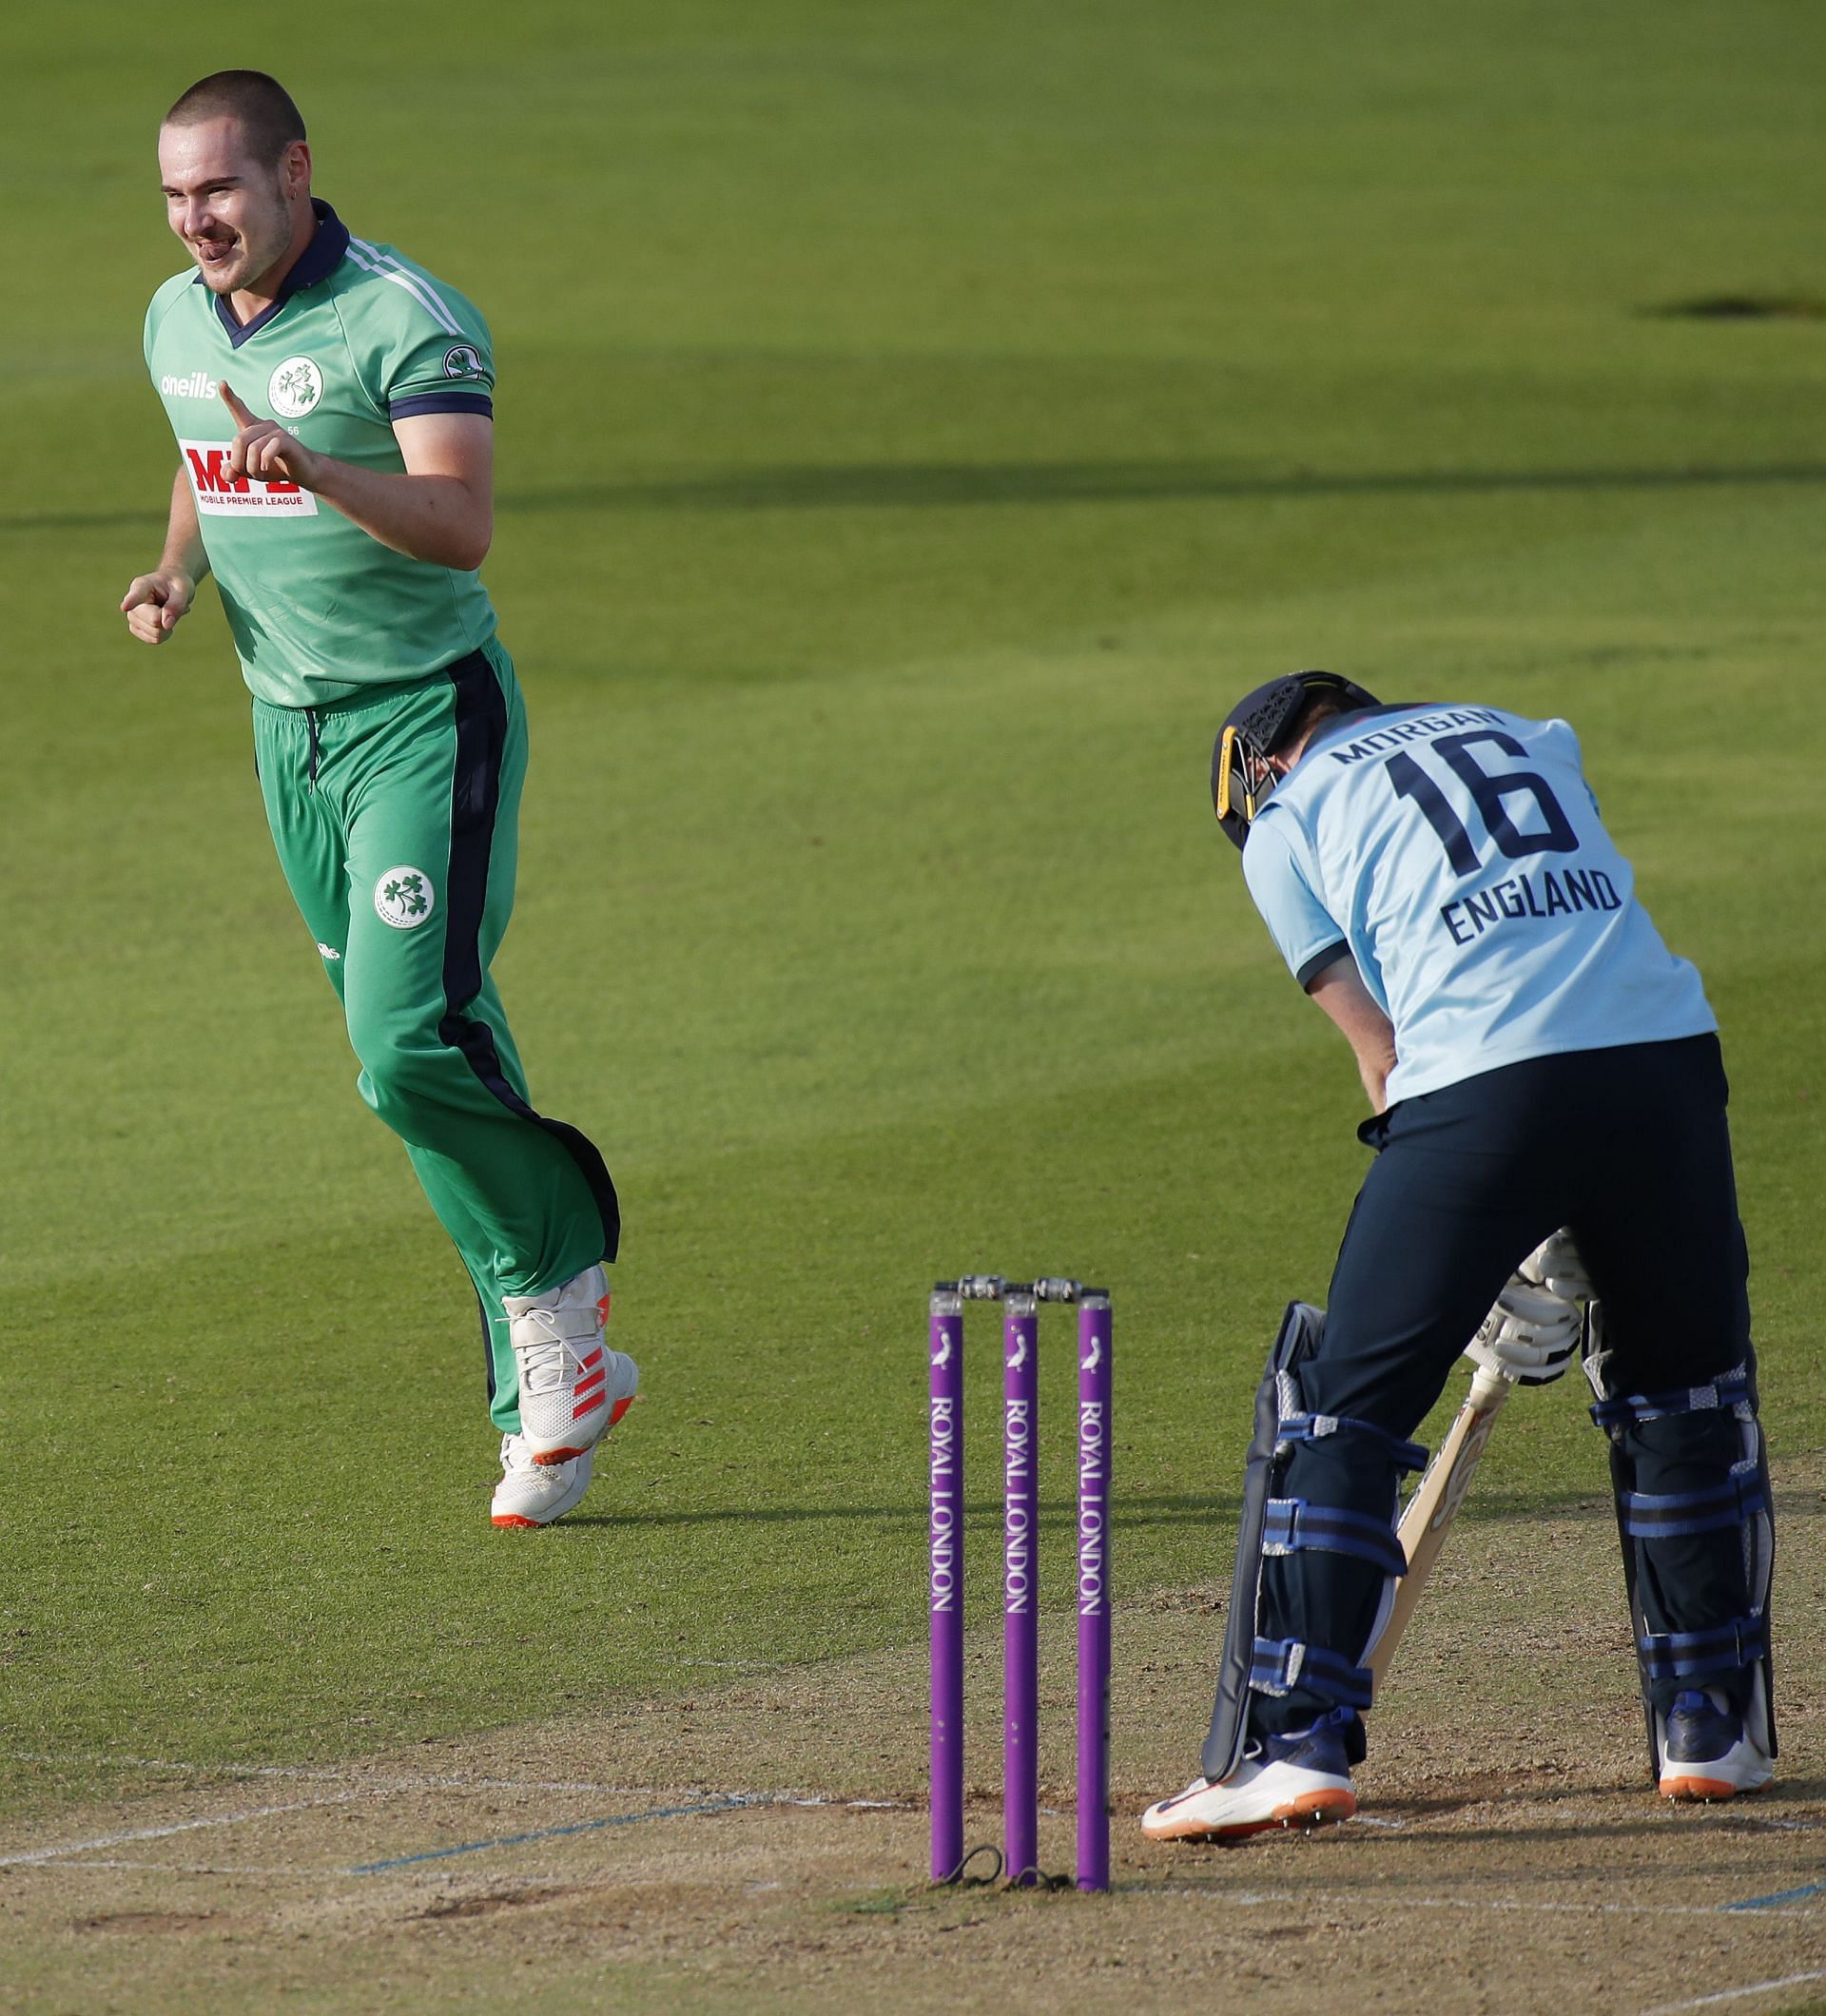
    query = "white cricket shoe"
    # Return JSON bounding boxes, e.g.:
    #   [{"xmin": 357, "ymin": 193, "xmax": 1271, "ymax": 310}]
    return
[
  {"xmin": 504, "ymin": 1264, "xmax": 640, "ymax": 1464},
  {"xmin": 492, "ymin": 1435, "xmax": 593, "ymax": 1529},
  {"xmin": 1659, "ymin": 1689, "xmax": 1774, "ymax": 1801},
  {"xmin": 1142, "ymin": 1721, "xmax": 1357, "ymax": 1842}
]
